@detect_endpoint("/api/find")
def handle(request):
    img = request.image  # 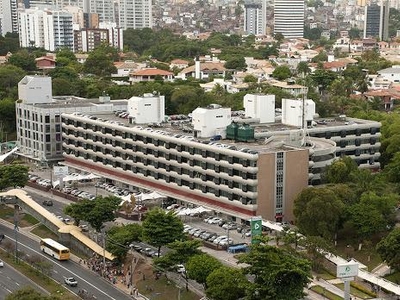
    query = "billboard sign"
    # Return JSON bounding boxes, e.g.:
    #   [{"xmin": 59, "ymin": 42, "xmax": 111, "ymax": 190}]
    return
[
  {"xmin": 53, "ymin": 166, "xmax": 68, "ymax": 177},
  {"xmin": 337, "ymin": 262, "xmax": 359, "ymax": 278},
  {"xmin": 250, "ymin": 216, "xmax": 262, "ymax": 244}
]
